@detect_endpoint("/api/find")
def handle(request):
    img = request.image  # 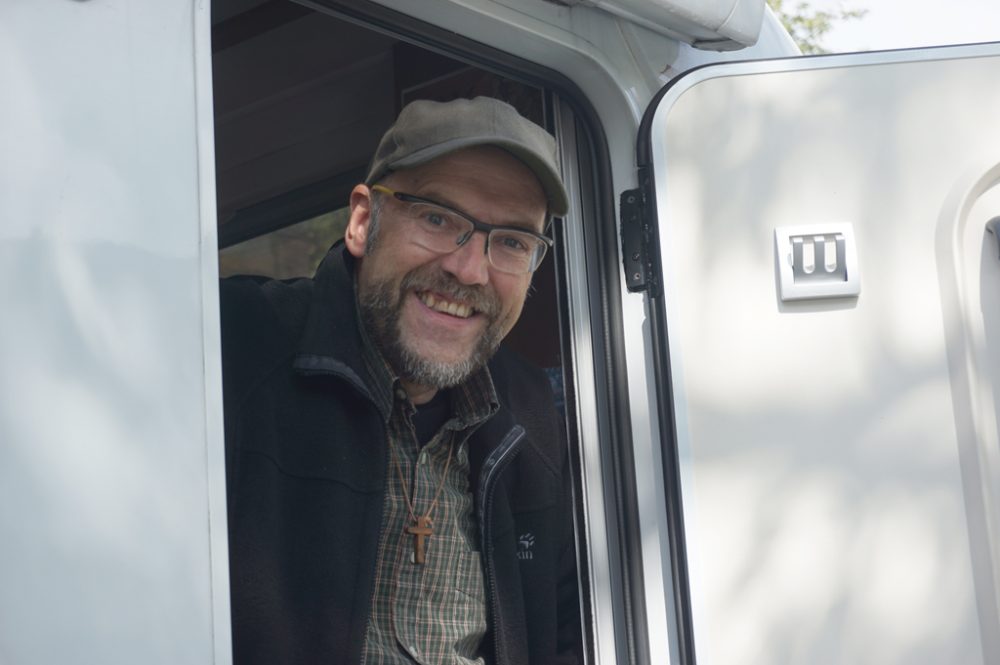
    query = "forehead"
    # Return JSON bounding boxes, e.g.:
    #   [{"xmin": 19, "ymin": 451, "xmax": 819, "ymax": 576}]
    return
[{"xmin": 388, "ymin": 146, "xmax": 548, "ymax": 230}]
